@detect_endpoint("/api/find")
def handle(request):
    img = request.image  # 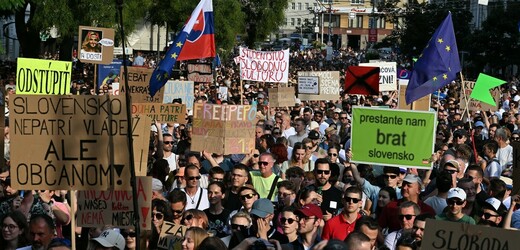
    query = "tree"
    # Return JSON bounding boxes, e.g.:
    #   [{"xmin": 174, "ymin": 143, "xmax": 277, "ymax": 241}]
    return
[{"xmin": 241, "ymin": 0, "xmax": 289, "ymax": 47}]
